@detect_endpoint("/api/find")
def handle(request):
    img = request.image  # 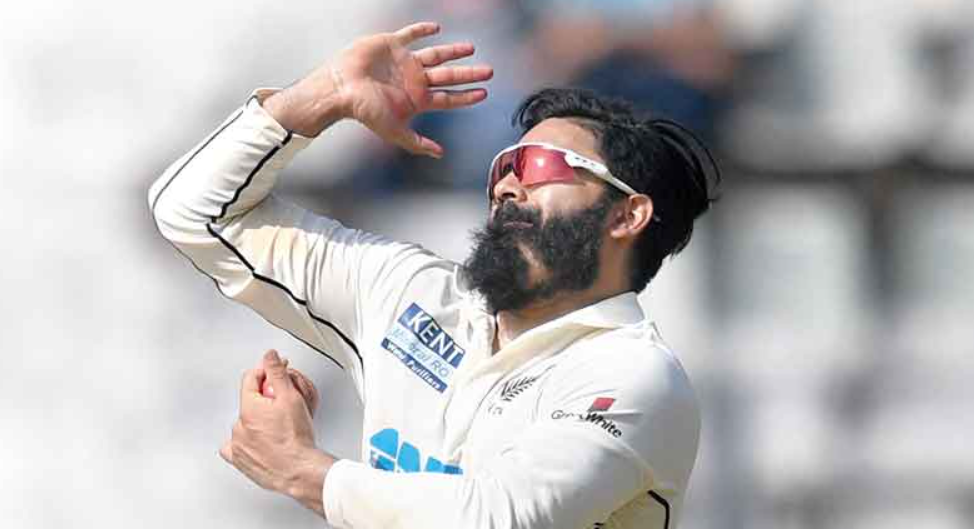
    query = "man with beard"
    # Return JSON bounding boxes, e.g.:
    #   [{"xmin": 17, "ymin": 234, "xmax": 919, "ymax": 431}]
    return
[{"xmin": 149, "ymin": 22, "xmax": 718, "ymax": 529}]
